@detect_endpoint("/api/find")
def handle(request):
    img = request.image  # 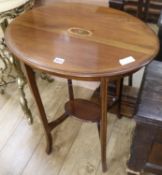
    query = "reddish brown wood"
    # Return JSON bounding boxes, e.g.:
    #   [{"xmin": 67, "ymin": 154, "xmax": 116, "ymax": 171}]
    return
[
  {"xmin": 23, "ymin": 63, "xmax": 69, "ymax": 154},
  {"xmin": 5, "ymin": 3, "xmax": 159, "ymax": 80},
  {"xmin": 100, "ymin": 78, "xmax": 108, "ymax": 172},
  {"xmin": 117, "ymin": 78, "xmax": 123, "ymax": 118},
  {"xmin": 67, "ymin": 79, "xmax": 74, "ymax": 100},
  {"xmin": 65, "ymin": 99, "xmax": 100, "ymax": 122},
  {"xmin": 91, "ymin": 85, "xmax": 139, "ymax": 118},
  {"xmin": 23, "ymin": 64, "xmax": 53, "ymax": 154},
  {"xmin": 48, "ymin": 113, "xmax": 69, "ymax": 131}
]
